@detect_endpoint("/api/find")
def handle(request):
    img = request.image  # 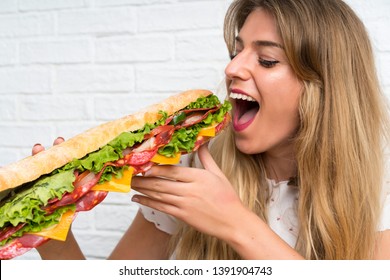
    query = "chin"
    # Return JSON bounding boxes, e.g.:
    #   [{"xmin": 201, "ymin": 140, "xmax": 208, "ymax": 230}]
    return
[{"xmin": 234, "ymin": 137, "xmax": 263, "ymax": 155}]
